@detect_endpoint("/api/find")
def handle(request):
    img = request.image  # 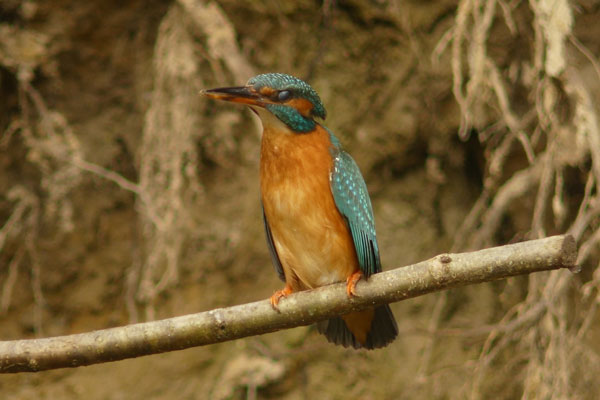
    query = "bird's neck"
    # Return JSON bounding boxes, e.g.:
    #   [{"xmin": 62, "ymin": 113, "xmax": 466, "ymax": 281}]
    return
[
  {"xmin": 258, "ymin": 117, "xmax": 334, "ymax": 185},
  {"xmin": 263, "ymin": 104, "xmax": 316, "ymax": 133},
  {"xmin": 254, "ymin": 107, "xmax": 341, "ymax": 167}
]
